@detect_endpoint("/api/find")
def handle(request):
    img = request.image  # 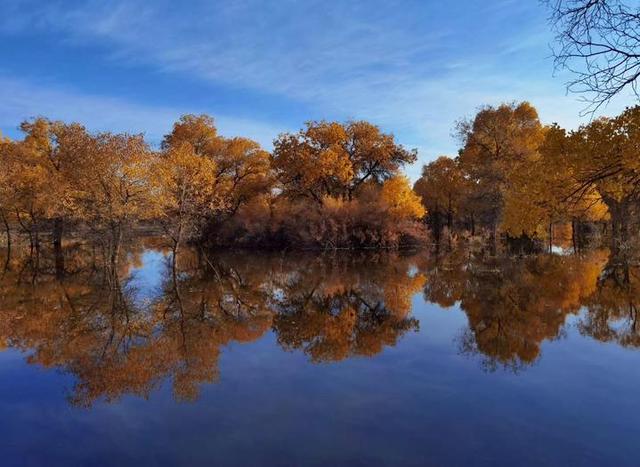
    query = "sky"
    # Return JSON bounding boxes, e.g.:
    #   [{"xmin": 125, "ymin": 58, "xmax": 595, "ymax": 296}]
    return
[{"xmin": 0, "ymin": 0, "xmax": 636, "ymax": 180}]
